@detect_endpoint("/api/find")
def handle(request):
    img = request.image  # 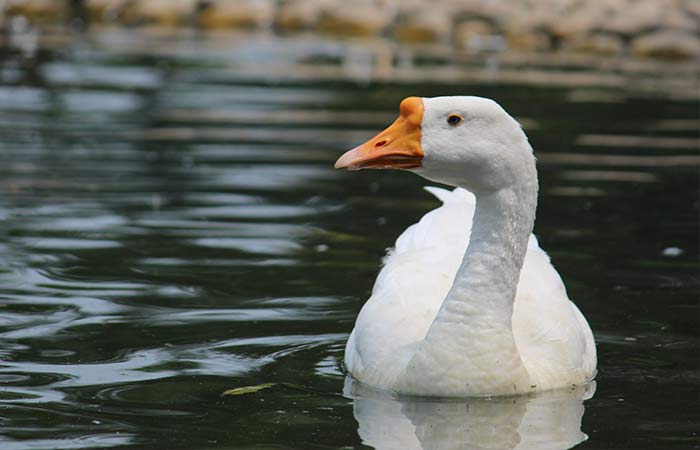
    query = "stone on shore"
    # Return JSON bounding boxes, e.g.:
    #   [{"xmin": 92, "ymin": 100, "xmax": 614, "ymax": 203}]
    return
[
  {"xmin": 568, "ymin": 32, "xmax": 624, "ymax": 56},
  {"xmin": 393, "ymin": 9, "xmax": 451, "ymax": 43},
  {"xmin": 198, "ymin": 0, "xmax": 274, "ymax": 29},
  {"xmin": 275, "ymin": 0, "xmax": 321, "ymax": 31},
  {"xmin": 682, "ymin": 0, "xmax": 700, "ymax": 18},
  {"xmin": 455, "ymin": 20, "xmax": 505, "ymax": 52},
  {"xmin": 505, "ymin": 27, "xmax": 552, "ymax": 52},
  {"xmin": 85, "ymin": 0, "xmax": 128, "ymax": 24},
  {"xmin": 631, "ymin": 30, "xmax": 700, "ymax": 60},
  {"xmin": 1, "ymin": 0, "xmax": 698, "ymax": 61},
  {"xmin": 596, "ymin": 0, "xmax": 675, "ymax": 38},
  {"xmin": 5, "ymin": 0, "xmax": 67, "ymax": 23},
  {"xmin": 317, "ymin": 1, "xmax": 391, "ymax": 37},
  {"xmin": 120, "ymin": 0, "xmax": 197, "ymax": 27}
]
